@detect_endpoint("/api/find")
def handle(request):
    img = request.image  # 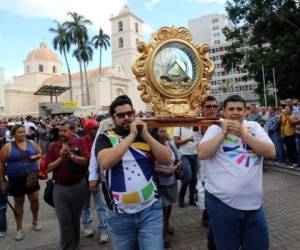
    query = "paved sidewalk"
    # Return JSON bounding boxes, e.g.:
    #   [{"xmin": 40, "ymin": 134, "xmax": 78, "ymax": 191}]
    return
[{"xmin": 0, "ymin": 168, "xmax": 300, "ymax": 250}]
